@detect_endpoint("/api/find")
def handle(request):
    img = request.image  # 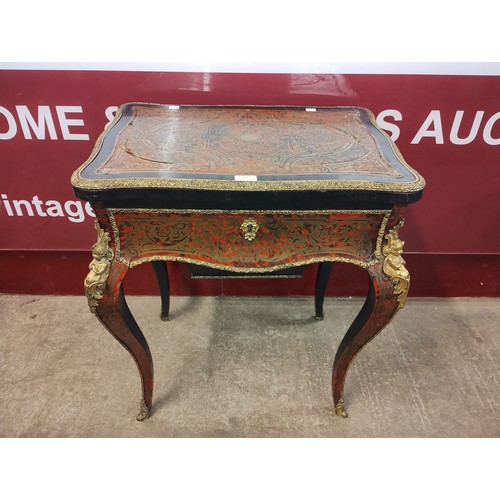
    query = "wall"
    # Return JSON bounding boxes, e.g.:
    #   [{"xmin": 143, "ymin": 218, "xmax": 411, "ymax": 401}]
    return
[{"xmin": 1, "ymin": 68, "xmax": 499, "ymax": 296}]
